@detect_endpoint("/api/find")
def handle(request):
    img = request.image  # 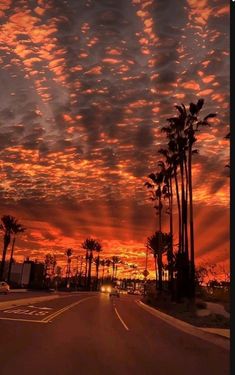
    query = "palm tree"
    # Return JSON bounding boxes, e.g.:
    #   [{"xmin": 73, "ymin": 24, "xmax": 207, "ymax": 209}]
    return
[
  {"xmin": 65, "ymin": 248, "xmax": 73, "ymax": 287},
  {"xmin": 105, "ymin": 259, "xmax": 112, "ymax": 279},
  {"xmin": 95, "ymin": 244, "xmax": 102, "ymax": 288},
  {"xmin": 115, "ymin": 258, "xmax": 122, "ymax": 279},
  {"xmin": 161, "ymin": 99, "xmax": 216, "ymax": 298},
  {"xmin": 84, "ymin": 249, "xmax": 89, "ymax": 287},
  {"xmin": 81, "ymin": 238, "xmax": 102, "ymax": 290},
  {"xmin": 146, "ymin": 168, "xmax": 164, "ymax": 232},
  {"xmin": 100, "ymin": 259, "xmax": 106, "ymax": 284},
  {"xmin": 147, "ymin": 231, "xmax": 172, "ymax": 292},
  {"xmin": 0, "ymin": 215, "xmax": 18, "ymax": 280},
  {"xmin": 44, "ymin": 253, "xmax": 57, "ymax": 288},
  {"xmin": 7, "ymin": 222, "xmax": 26, "ymax": 283},
  {"xmin": 184, "ymin": 99, "xmax": 216, "ymax": 297},
  {"xmin": 111, "ymin": 256, "xmax": 120, "ymax": 281}
]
